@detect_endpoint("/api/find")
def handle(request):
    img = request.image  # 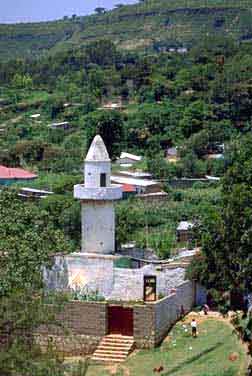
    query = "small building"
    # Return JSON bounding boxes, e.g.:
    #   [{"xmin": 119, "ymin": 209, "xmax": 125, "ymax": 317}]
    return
[
  {"xmin": 49, "ymin": 121, "xmax": 71, "ymax": 130},
  {"xmin": 30, "ymin": 114, "xmax": 41, "ymax": 119},
  {"xmin": 122, "ymin": 183, "xmax": 136, "ymax": 199},
  {"xmin": 177, "ymin": 47, "xmax": 188, "ymax": 54},
  {"xmin": 0, "ymin": 165, "xmax": 37, "ymax": 186},
  {"xmin": 116, "ymin": 152, "xmax": 142, "ymax": 166},
  {"xmin": 18, "ymin": 187, "xmax": 53, "ymax": 200},
  {"xmin": 205, "ymin": 143, "xmax": 224, "ymax": 160},
  {"xmin": 206, "ymin": 175, "xmax": 221, "ymax": 182},
  {"xmin": 166, "ymin": 147, "xmax": 179, "ymax": 163},
  {"xmin": 176, "ymin": 221, "xmax": 195, "ymax": 243},
  {"xmin": 99, "ymin": 102, "xmax": 124, "ymax": 111},
  {"xmin": 110, "ymin": 175, "xmax": 162, "ymax": 194}
]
